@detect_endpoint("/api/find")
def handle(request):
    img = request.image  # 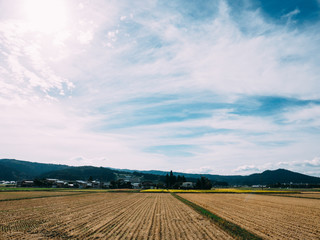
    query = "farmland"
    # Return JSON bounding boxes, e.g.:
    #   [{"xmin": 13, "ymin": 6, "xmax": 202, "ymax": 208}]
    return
[
  {"xmin": 0, "ymin": 192, "xmax": 232, "ymax": 239},
  {"xmin": 1, "ymin": 190, "xmax": 320, "ymax": 239},
  {"xmin": 0, "ymin": 191, "xmax": 85, "ymax": 201},
  {"xmin": 141, "ymin": 188, "xmax": 299, "ymax": 194},
  {"xmin": 179, "ymin": 193, "xmax": 320, "ymax": 239},
  {"xmin": 272, "ymin": 191, "xmax": 320, "ymax": 199}
]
